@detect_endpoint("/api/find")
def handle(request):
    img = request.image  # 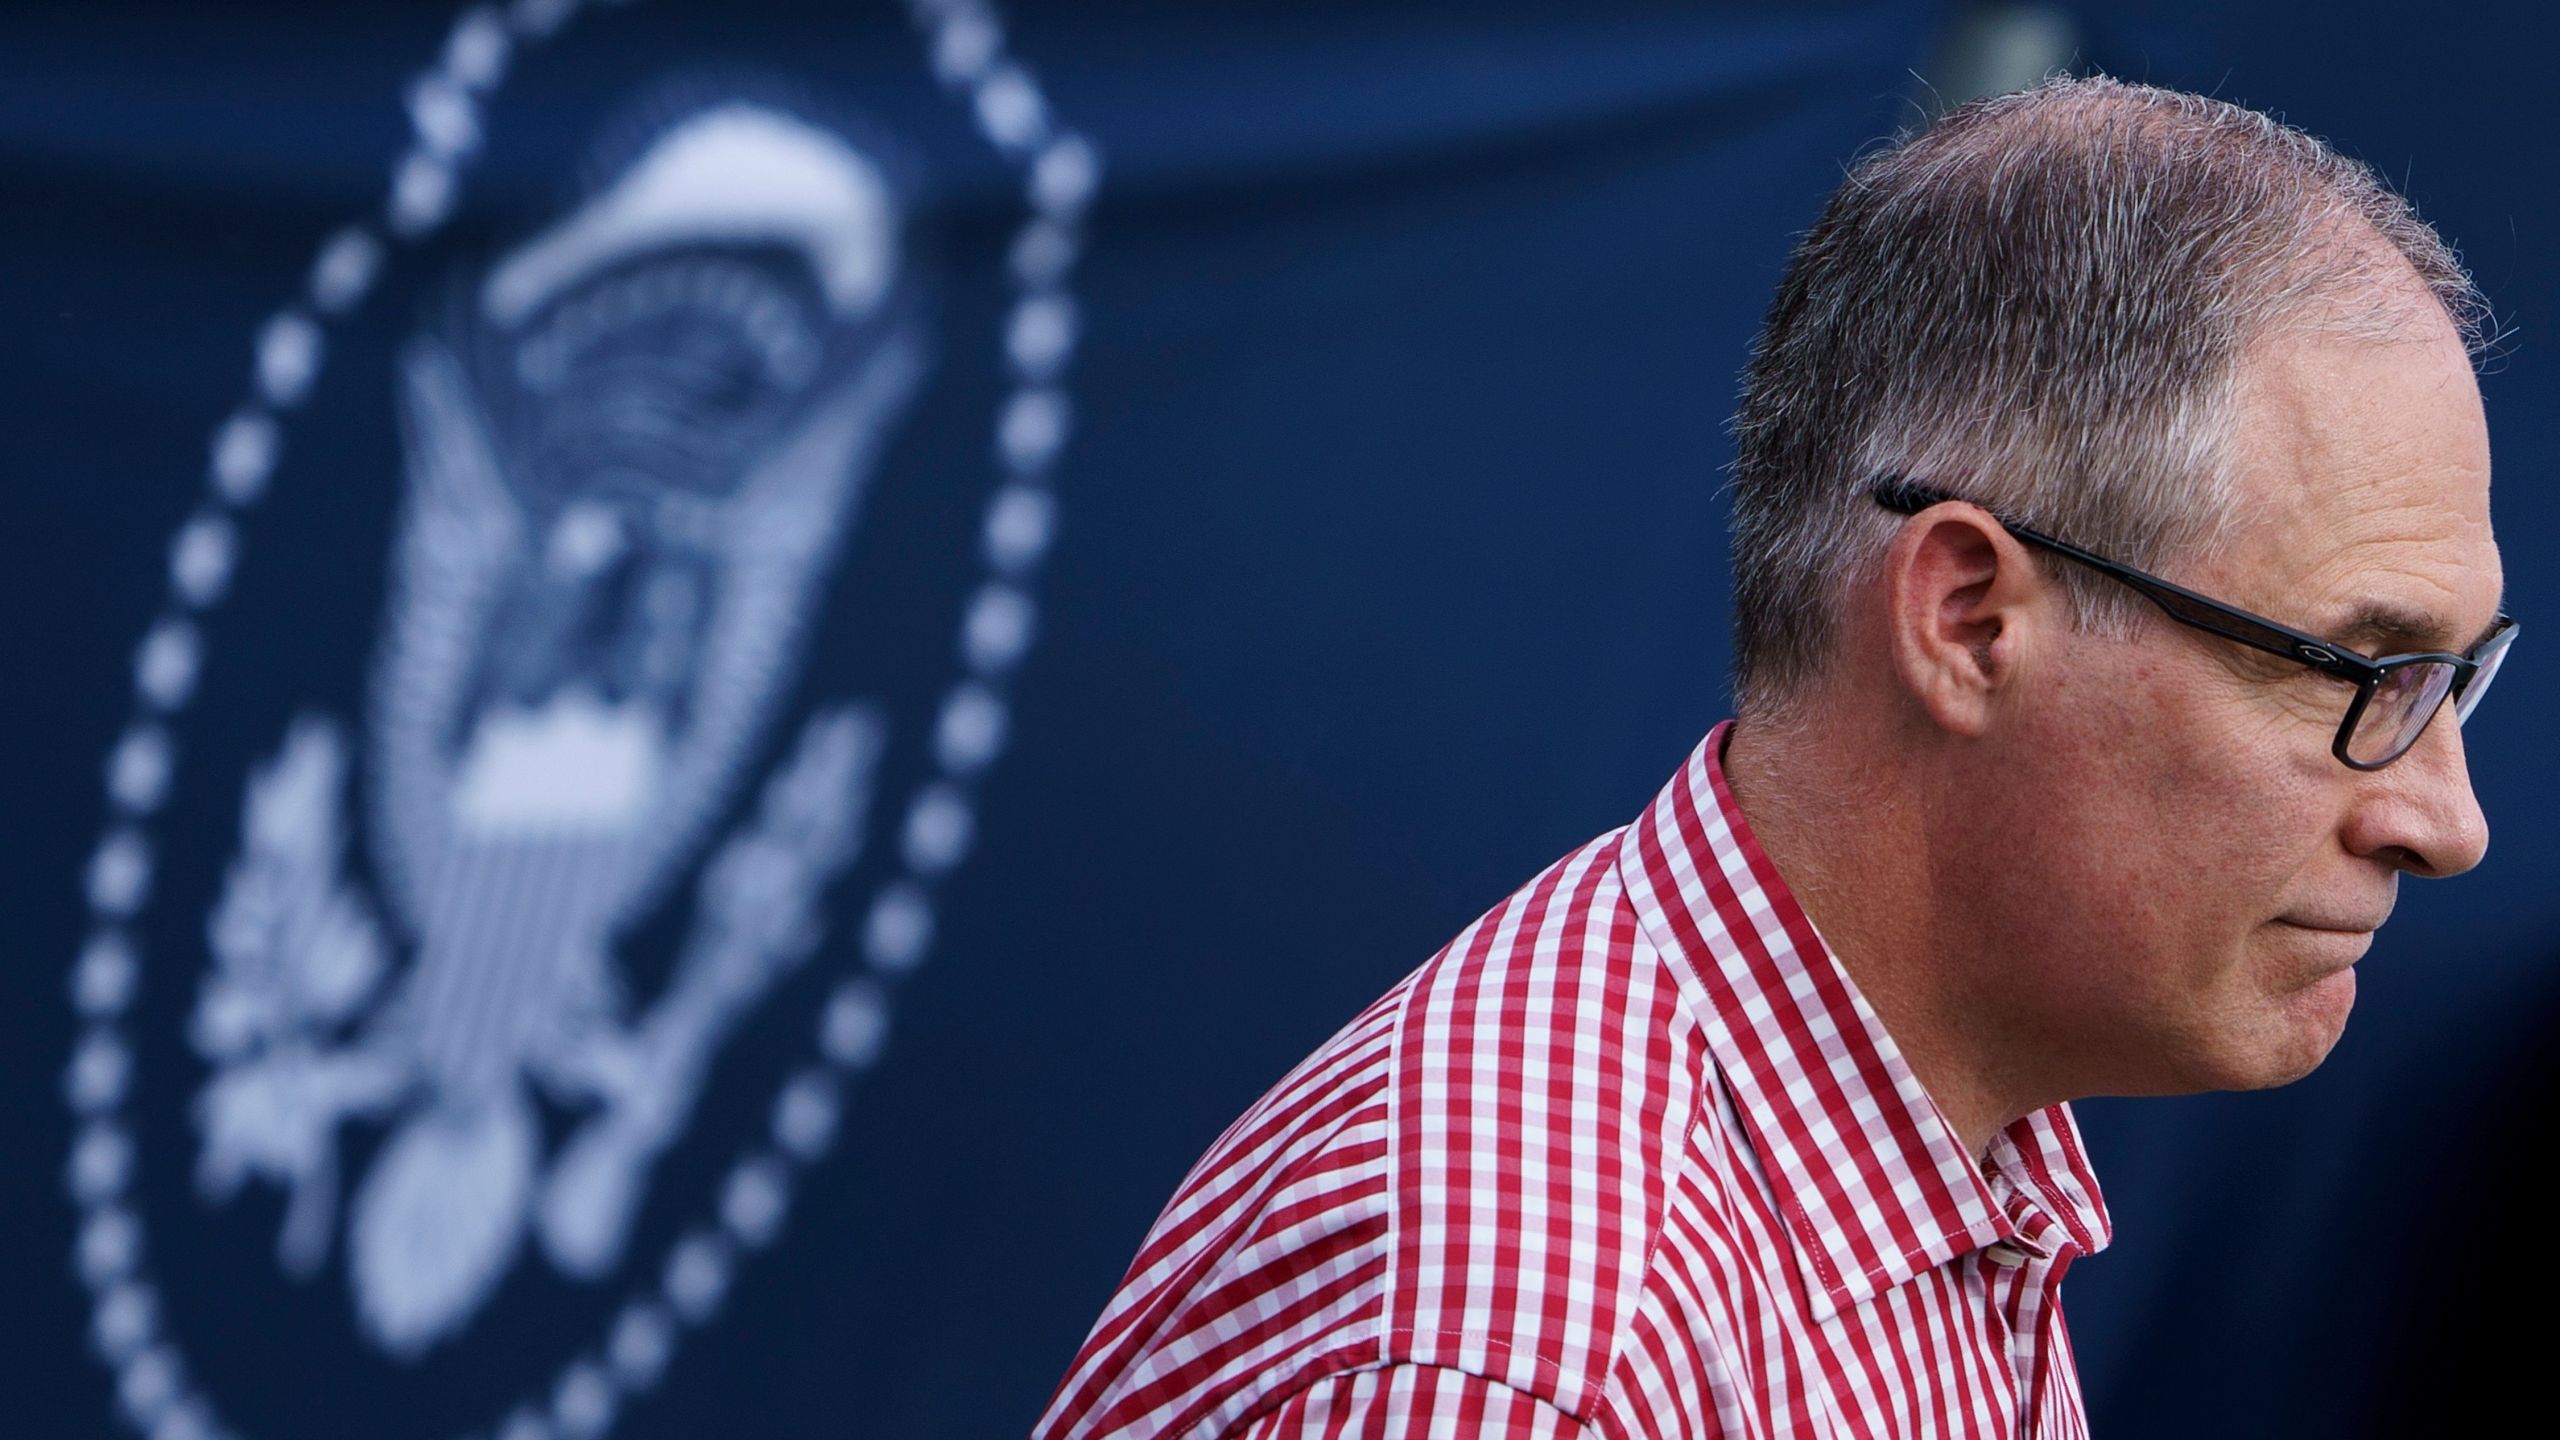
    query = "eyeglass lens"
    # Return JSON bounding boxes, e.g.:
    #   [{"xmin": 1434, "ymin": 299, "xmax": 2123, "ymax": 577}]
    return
[
  {"xmin": 2344, "ymin": 625, "xmax": 2514, "ymax": 766},
  {"xmin": 2455, "ymin": 636, "xmax": 2510, "ymax": 723},
  {"xmin": 2348, "ymin": 662, "xmax": 2461, "ymax": 766}
]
